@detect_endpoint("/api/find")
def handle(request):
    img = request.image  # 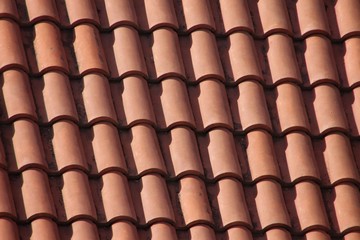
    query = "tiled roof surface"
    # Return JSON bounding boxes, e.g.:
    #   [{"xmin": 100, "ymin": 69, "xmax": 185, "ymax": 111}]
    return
[{"xmin": 0, "ymin": 0, "xmax": 360, "ymax": 239}]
